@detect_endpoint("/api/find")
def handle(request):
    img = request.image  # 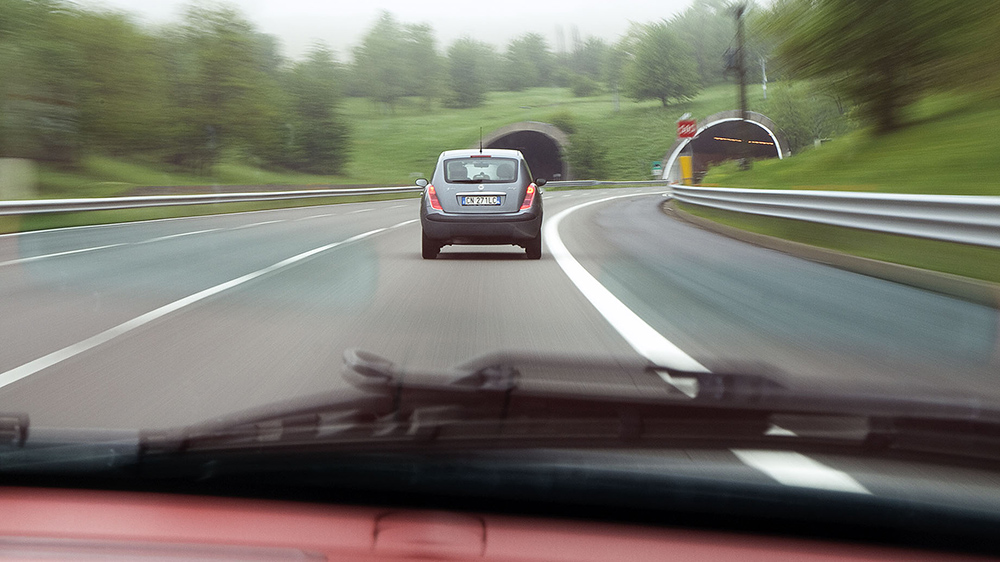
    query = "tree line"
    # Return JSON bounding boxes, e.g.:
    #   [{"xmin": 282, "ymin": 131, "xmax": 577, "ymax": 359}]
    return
[{"xmin": 0, "ymin": 0, "xmax": 741, "ymax": 174}]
